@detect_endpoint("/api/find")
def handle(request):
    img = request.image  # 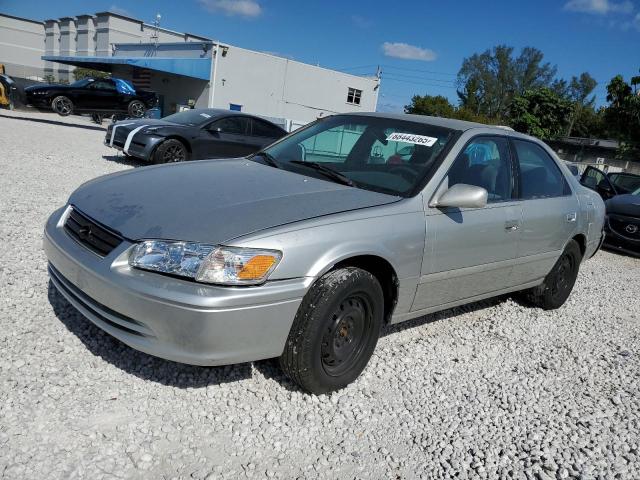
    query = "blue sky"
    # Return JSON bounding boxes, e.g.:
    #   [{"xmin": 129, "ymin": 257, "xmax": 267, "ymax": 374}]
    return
[{"xmin": 3, "ymin": 0, "xmax": 639, "ymax": 111}]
